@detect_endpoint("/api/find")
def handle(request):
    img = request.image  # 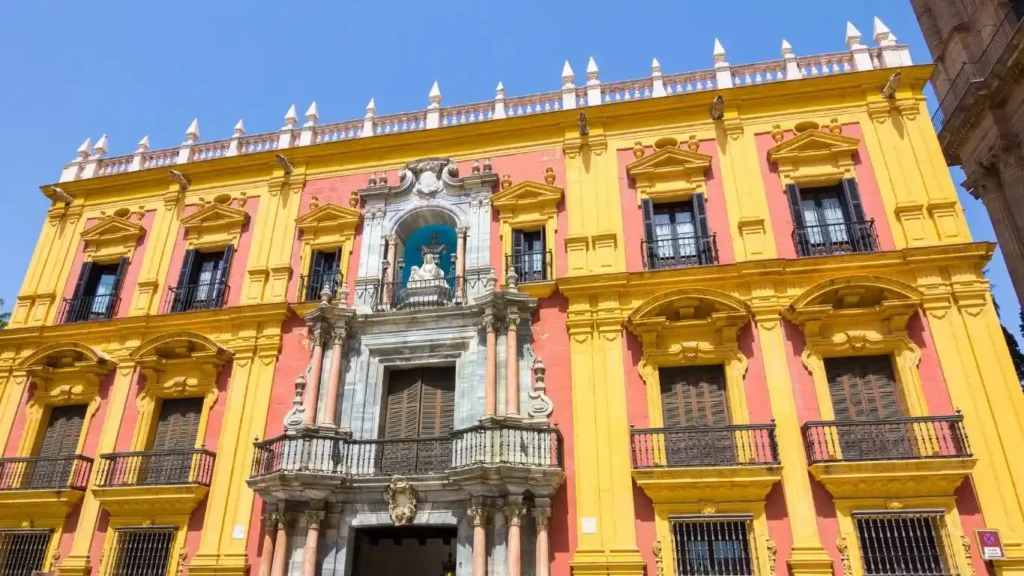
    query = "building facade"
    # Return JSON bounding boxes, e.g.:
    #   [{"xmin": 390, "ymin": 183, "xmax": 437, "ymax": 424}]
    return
[
  {"xmin": 920, "ymin": 0, "xmax": 1024, "ymax": 304},
  {"xmin": 1, "ymin": 16, "xmax": 1023, "ymax": 576}
]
